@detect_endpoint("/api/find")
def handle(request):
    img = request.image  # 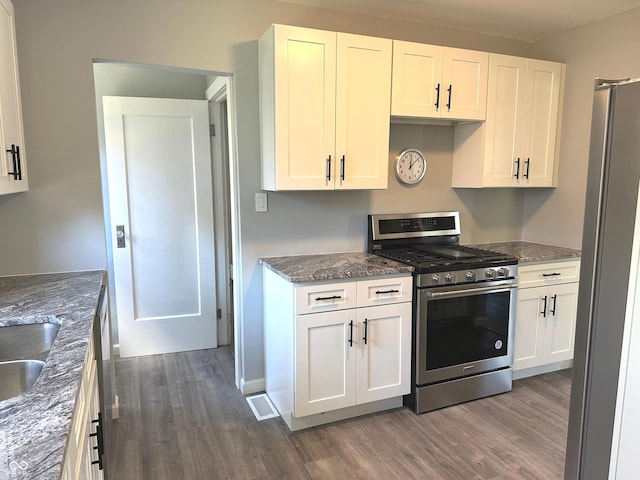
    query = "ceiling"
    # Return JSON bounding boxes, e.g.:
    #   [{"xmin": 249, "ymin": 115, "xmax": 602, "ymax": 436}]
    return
[{"xmin": 274, "ymin": 0, "xmax": 640, "ymax": 42}]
